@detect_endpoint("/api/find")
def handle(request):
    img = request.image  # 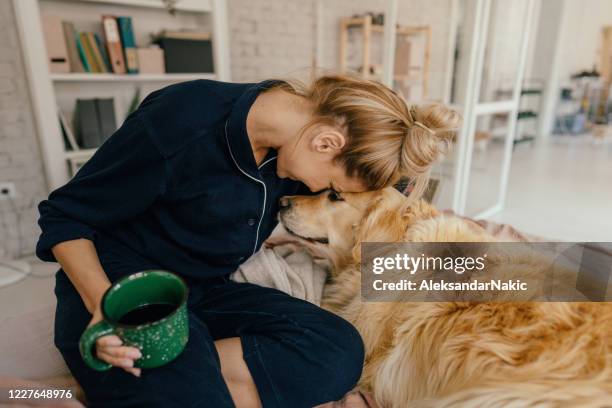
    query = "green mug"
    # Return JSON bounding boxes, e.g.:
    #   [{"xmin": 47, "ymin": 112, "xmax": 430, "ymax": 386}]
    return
[{"xmin": 79, "ymin": 270, "xmax": 189, "ymax": 371}]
